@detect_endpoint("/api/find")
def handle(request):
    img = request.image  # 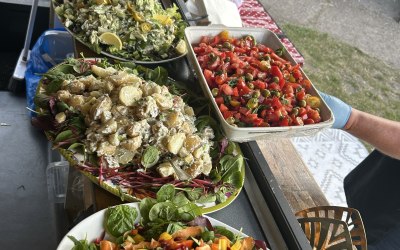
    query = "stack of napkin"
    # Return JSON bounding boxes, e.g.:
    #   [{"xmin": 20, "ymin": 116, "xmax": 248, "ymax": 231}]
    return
[{"xmin": 186, "ymin": 0, "xmax": 243, "ymax": 27}]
